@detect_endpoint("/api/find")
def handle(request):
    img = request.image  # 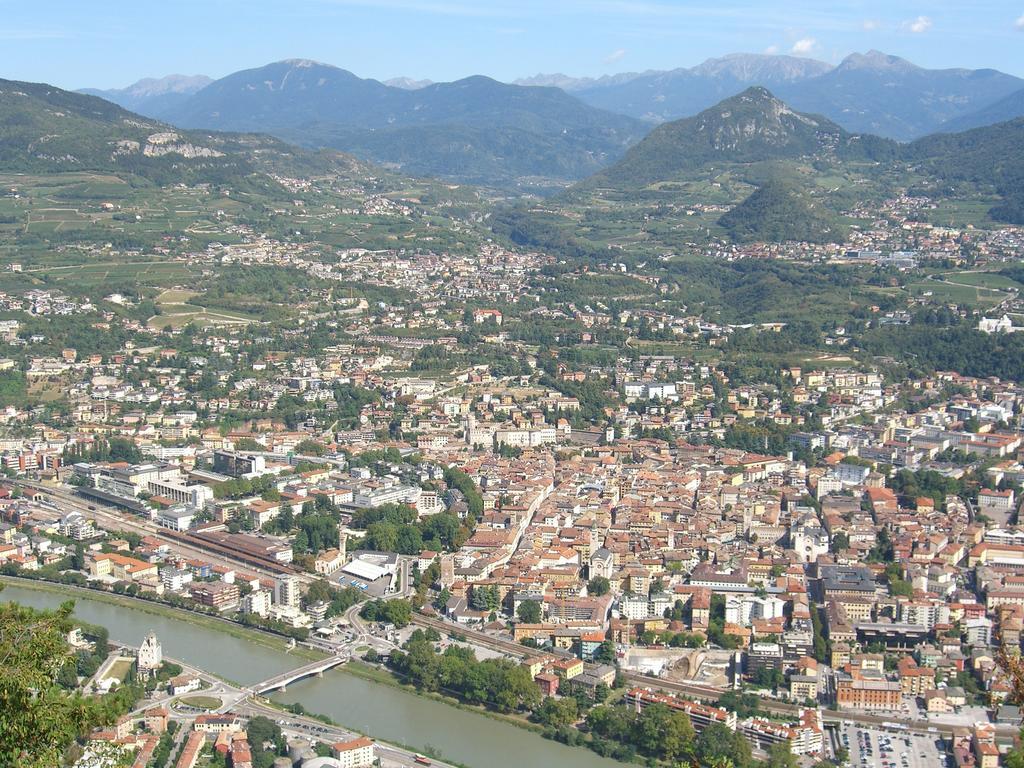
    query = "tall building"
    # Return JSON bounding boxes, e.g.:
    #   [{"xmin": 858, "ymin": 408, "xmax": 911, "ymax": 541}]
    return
[
  {"xmin": 137, "ymin": 631, "xmax": 162, "ymax": 676},
  {"xmin": 275, "ymin": 574, "xmax": 299, "ymax": 607},
  {"xmin": 439, "ymin": 554, "xmax": 456, "ymax": 589},
  {"xmin": 242, "ymin": 589, "xmax": 273, "ymax": 618}
]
